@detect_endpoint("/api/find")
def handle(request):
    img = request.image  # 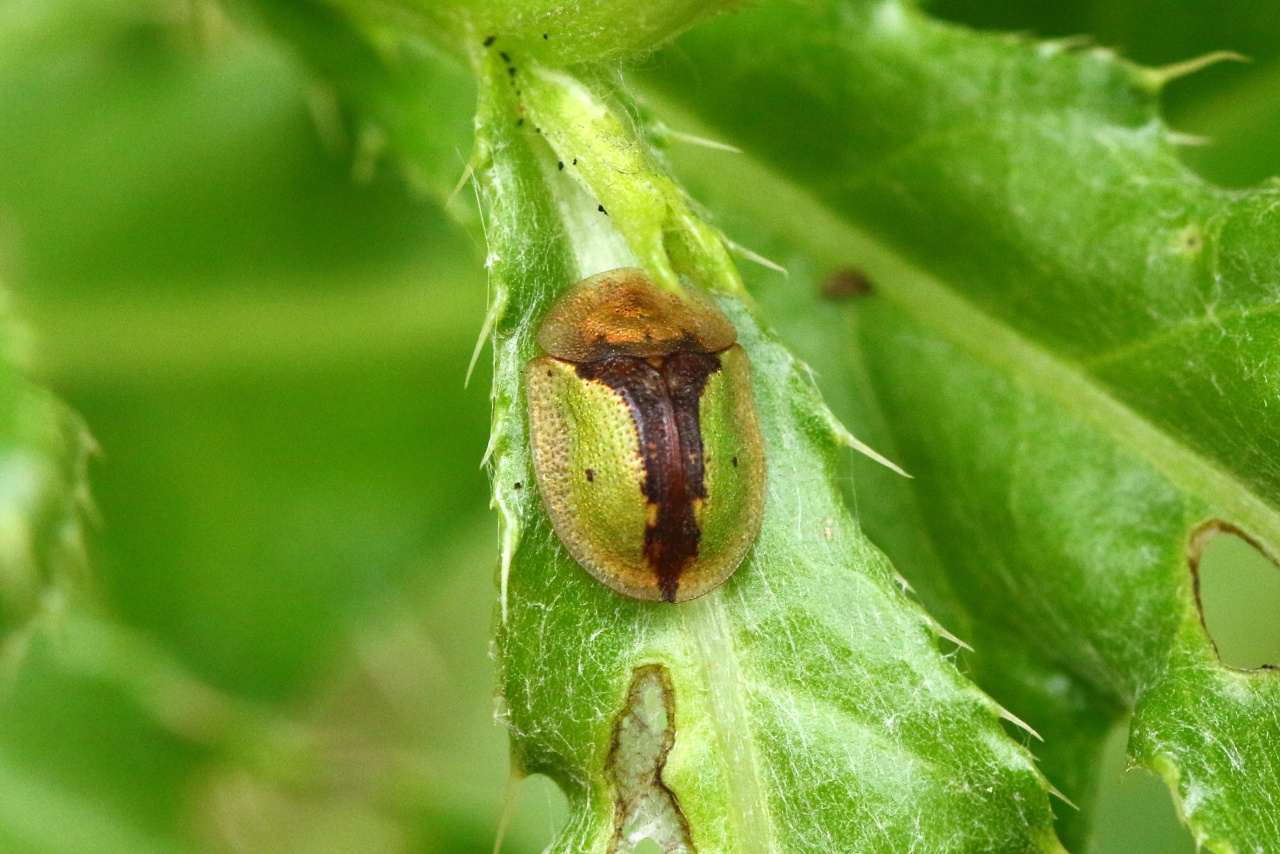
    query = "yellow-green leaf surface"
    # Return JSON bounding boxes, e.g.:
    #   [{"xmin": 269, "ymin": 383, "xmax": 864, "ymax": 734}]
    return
[
  {"xmin": 639, "ymin": 1, "xmax": 1280, "ymax": 850},
  {"xmin": 473, "ymin": 55, "xmax": 1062, "ymax": 851},
  {"xmin": 4, "ymin": 0, "xmax": 1279, "ymax": 852}
]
